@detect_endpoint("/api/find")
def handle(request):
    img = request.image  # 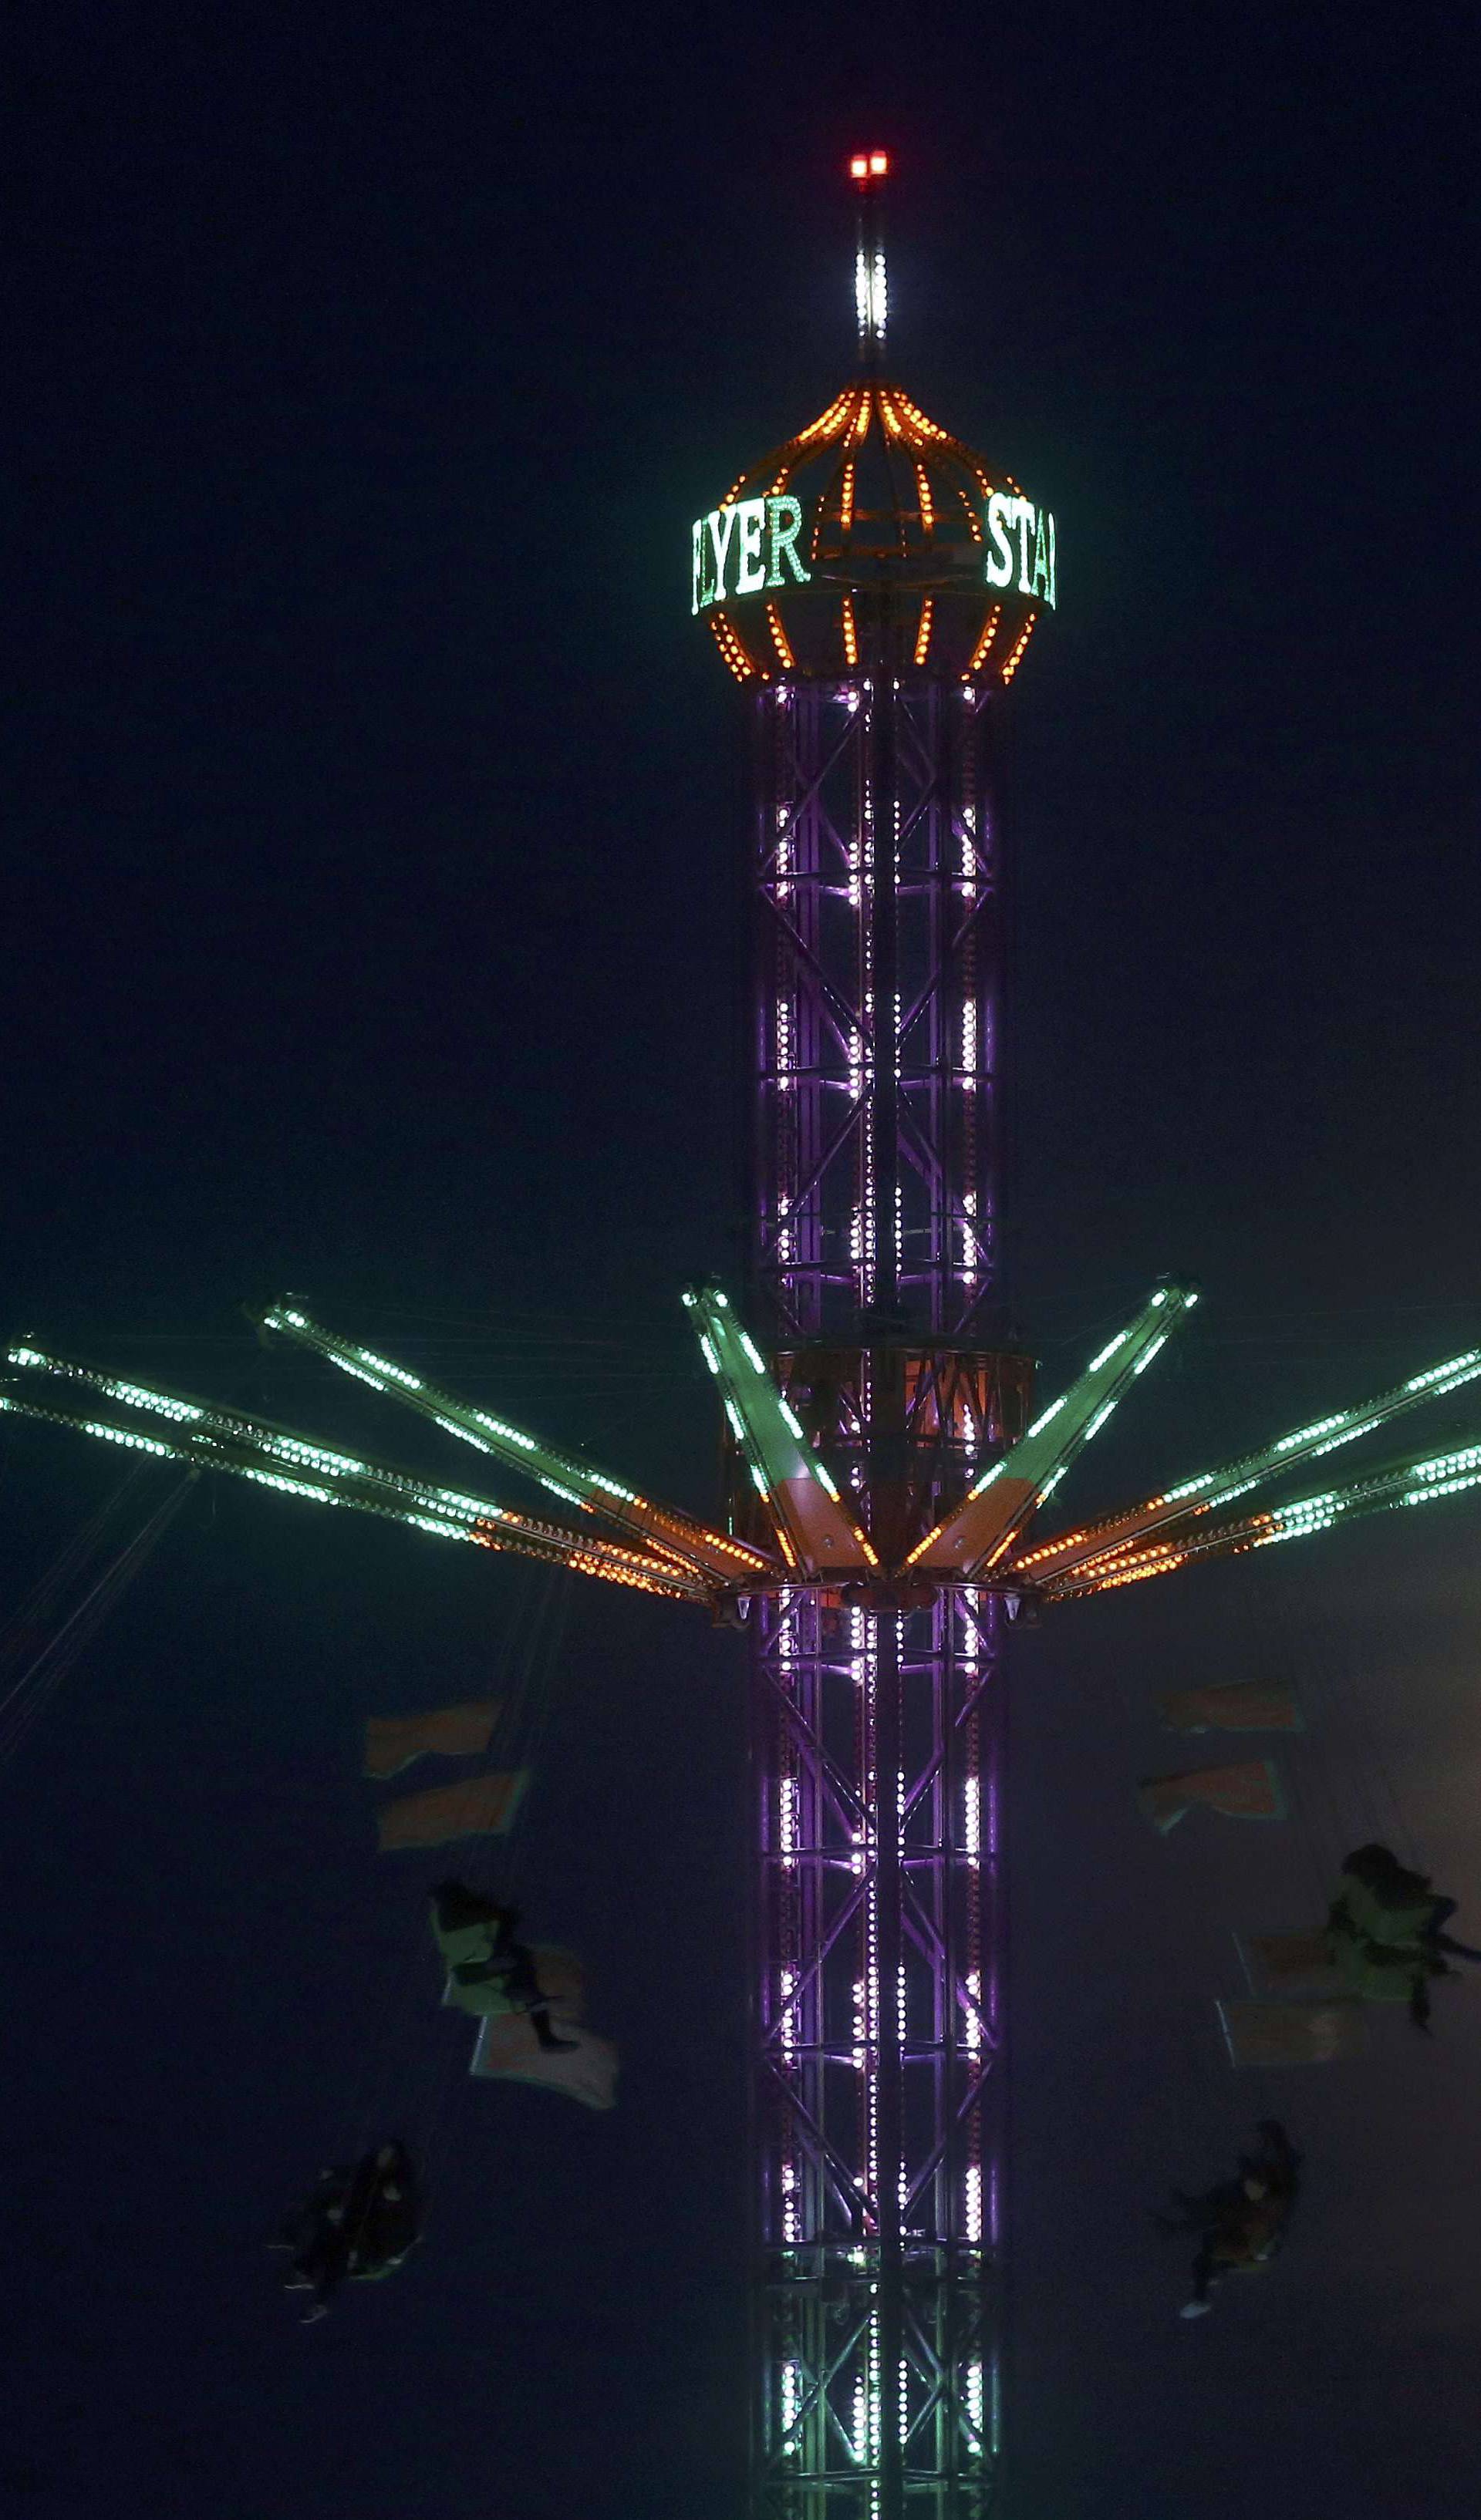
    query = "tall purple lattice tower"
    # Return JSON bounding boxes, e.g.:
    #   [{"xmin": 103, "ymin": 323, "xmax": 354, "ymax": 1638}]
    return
[{"xmin": 692, "ymin": 156, "xmax": 1051, "ymax": 2518}]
